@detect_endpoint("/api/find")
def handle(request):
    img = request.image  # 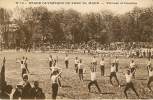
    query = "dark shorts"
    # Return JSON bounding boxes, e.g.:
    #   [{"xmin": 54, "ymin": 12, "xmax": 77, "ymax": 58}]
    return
[
  {"xmin": 65, "ymin": 60, "xmax": 68, "ymax": 64},
  {"xmin": 131, "ymin": 68, "xmax": 135, "ymax": 73},
  {"xmin": 79, "ymin": 69, "xmax": 83, "ymax": 74}
]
